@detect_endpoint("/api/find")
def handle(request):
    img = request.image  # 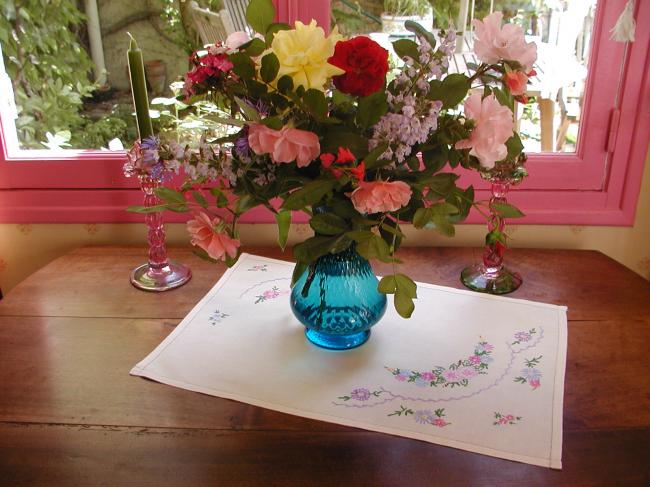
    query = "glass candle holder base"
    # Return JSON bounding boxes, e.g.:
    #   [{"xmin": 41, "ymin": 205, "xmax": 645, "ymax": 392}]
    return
[
  {"xmin": 305, "ymin": 329, "xmax": 371, "ymax": 350},
  {"xmin": 130, "ymin": 261, "xmax": 192, "ymax": 292},
  {"xmin": 460, "ymin": 264, "xmax": 522, "ymax": 295}
]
